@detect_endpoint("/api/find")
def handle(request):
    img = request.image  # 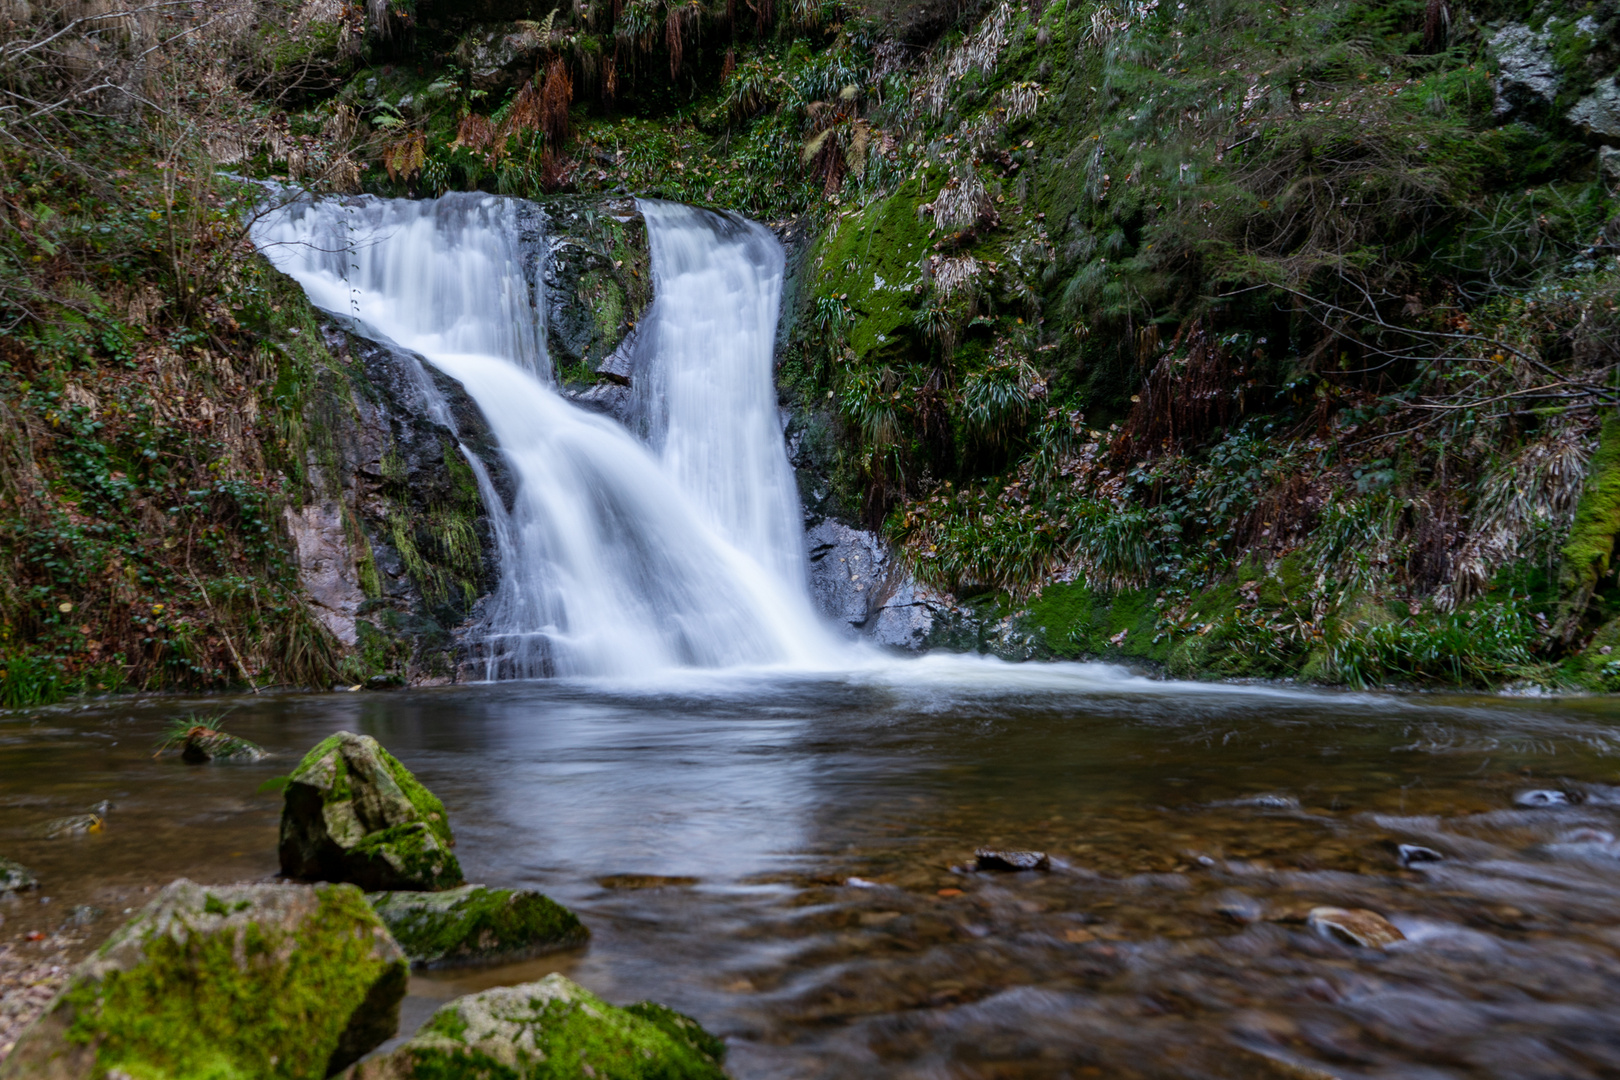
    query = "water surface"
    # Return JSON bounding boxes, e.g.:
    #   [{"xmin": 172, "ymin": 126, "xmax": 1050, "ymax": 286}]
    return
[{"xmin": 4, "ymin": 671, "xmax": 1620, "ymax": 1078}]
